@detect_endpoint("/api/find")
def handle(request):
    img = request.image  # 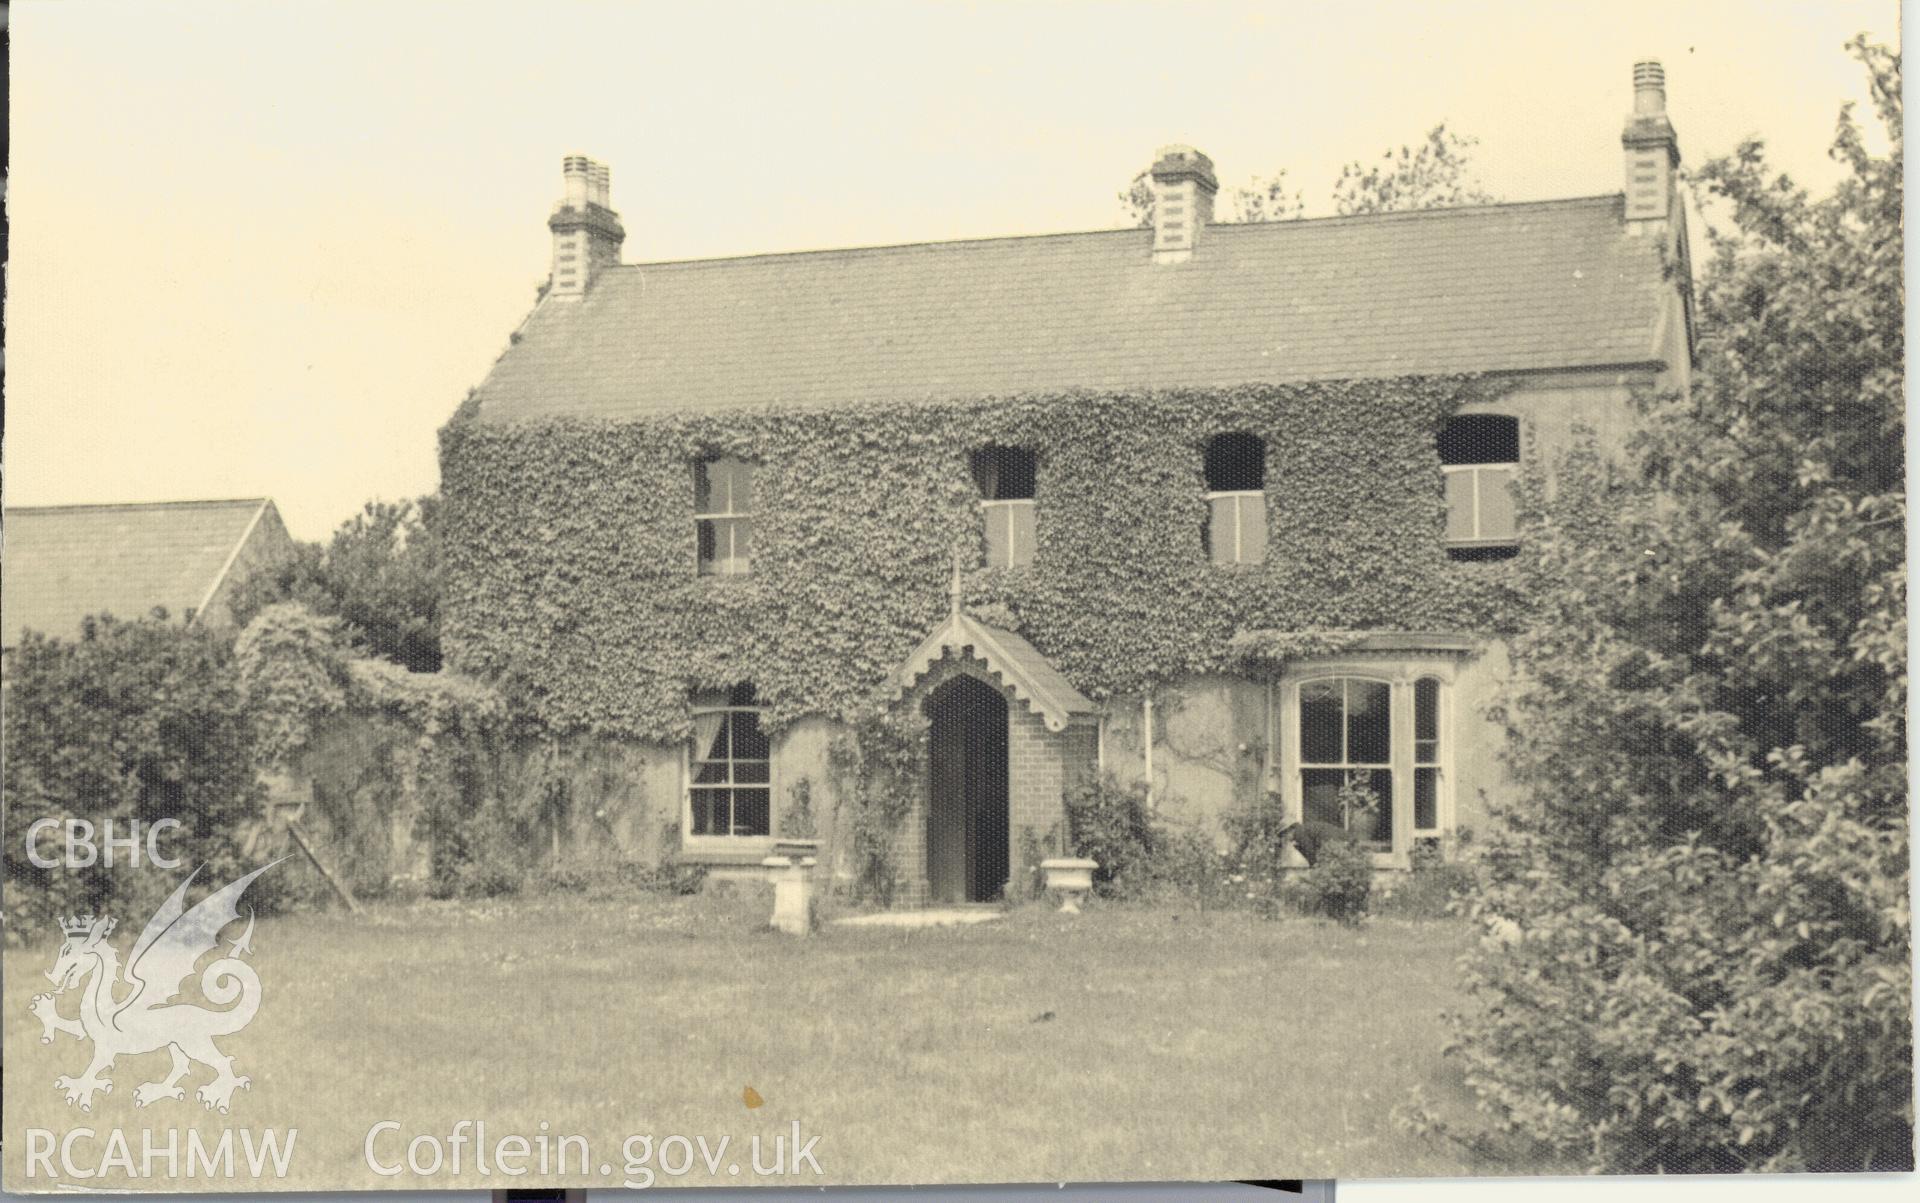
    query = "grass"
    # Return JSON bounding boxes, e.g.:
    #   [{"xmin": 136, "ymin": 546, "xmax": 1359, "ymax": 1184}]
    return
[{"xmin": 4, "ymin": 889, "xmax": 1500, "ymax": 1189}]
